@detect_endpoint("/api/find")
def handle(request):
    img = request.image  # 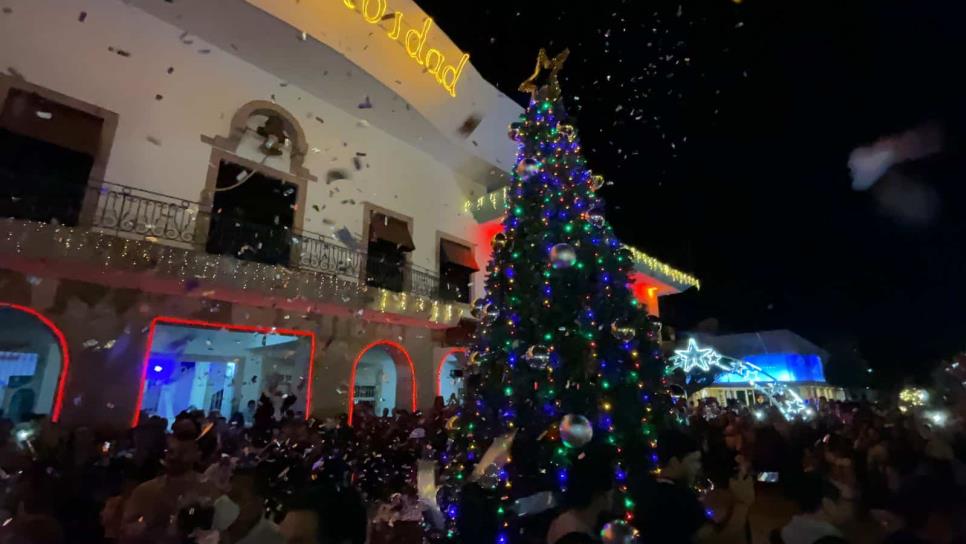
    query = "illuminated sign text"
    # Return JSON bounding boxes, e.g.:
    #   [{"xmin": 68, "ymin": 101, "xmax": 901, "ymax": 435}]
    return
[{"xmin": 343, "ymin": 0, "xmax": 469, "ymax": 97}]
